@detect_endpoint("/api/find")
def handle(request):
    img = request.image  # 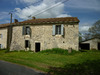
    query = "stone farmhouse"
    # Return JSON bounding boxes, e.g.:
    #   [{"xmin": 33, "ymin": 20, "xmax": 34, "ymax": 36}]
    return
[{"xmin": 0, "ymin": 17, "xmax": 80, "ymax": 52}]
